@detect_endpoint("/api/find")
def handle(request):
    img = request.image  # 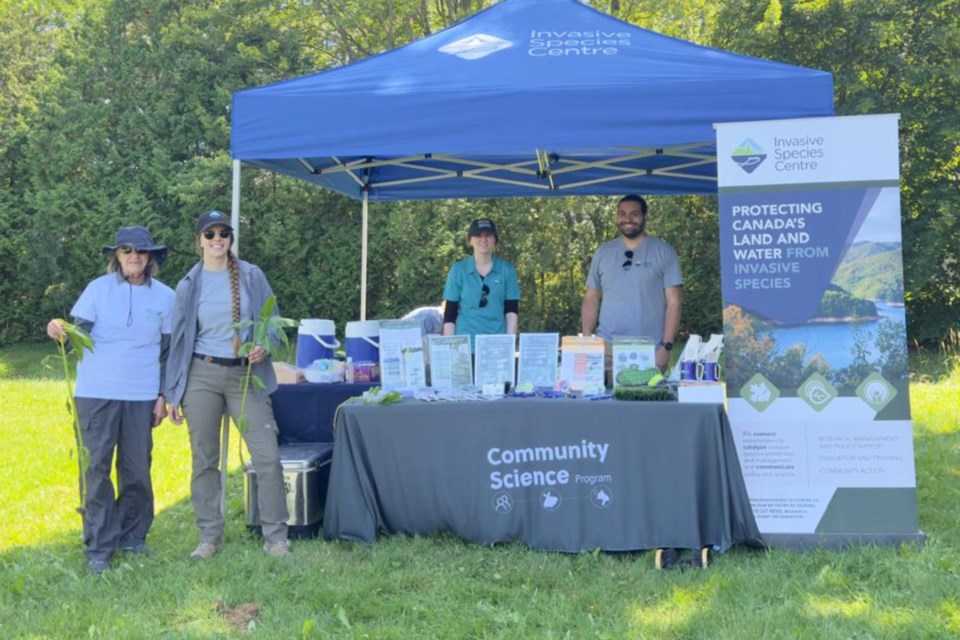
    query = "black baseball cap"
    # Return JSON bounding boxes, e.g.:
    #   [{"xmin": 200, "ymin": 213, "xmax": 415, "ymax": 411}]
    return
[
  {"xmin": 196, "ymin": 210, "xmax": 233, "ymax": 235},
  {"xmin": 468, "ymin": 218, "xmax": 499, "ymax": 241}
]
